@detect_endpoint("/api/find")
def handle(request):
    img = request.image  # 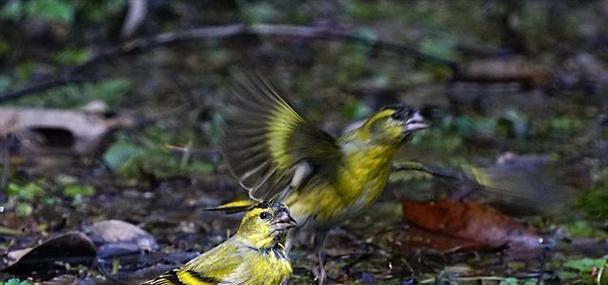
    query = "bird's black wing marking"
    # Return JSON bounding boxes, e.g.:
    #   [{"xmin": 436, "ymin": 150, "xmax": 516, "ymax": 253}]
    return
[
  {"xmin": 142, "ymin": 269, "xmax": 184, "ymax": 285},
  {"xmin": 222, "ymin": 70, "xmax": 341, "ymax": 201},
  {"xmin": 185, "ymin": 270, "xmax": 222, "ymax": 284}
]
